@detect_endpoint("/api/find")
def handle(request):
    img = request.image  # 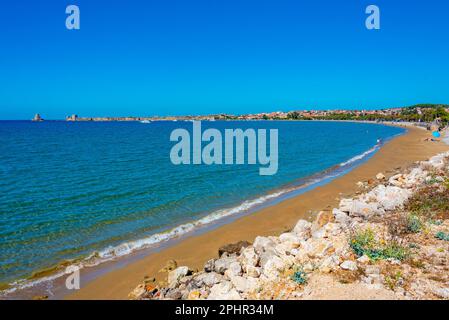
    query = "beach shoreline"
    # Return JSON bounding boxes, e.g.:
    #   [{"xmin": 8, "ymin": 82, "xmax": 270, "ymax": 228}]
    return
[{"xmin": 61, "ymin": 123, "xmax": 448, "ymax": 300}]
